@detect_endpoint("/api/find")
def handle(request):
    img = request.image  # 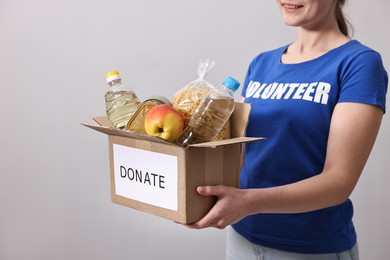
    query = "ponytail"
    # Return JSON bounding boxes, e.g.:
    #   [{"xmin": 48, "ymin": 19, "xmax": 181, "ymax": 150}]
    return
[{"xmin": 335, "ymin": 0, "xmax": 353, "ymax": 37}]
